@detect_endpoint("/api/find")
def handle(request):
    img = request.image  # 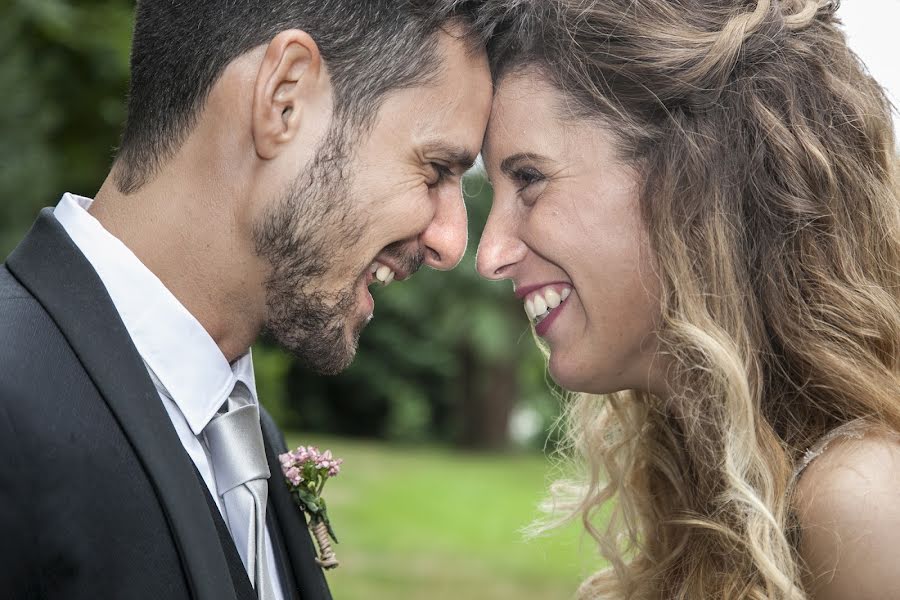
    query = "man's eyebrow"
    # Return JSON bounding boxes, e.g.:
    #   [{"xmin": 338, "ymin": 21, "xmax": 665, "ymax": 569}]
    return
[
  {"xmin": 421, "ymin": 142, "xmax": 478, "ymax": 171},
  {"xmin": 500, "ymin": 152, "xmax": 549, "ymax": 176}
]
